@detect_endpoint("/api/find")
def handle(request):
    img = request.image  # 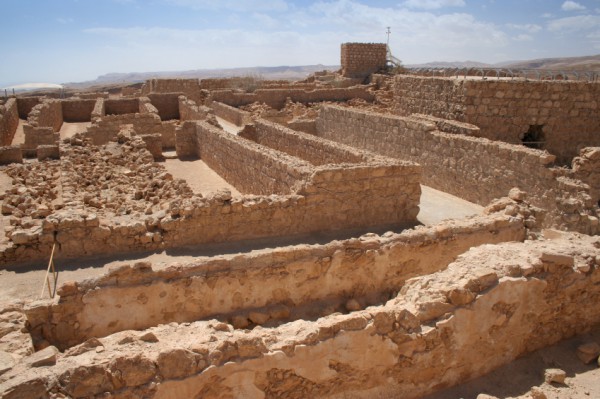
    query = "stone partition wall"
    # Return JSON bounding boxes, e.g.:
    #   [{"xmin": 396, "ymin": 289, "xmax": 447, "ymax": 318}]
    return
[
  {"xmin": 0, "ymin": 98, "xmax": 19, "ymax": 145},
  {"xmin": 0, "ymin": 146, "xmax": 23, "ymax": 164},
  {"xmin": 210, "ymin": 101, "xmax": 251, "ymax": 126},
  {"xmin": 142, "ymin": 78, "xmax": 205, "ymax": 104},
  {"xmin": 91, "ymin": 98, "xmax": 105, "ymax": 119},
  {"xmin": 138, "ymin": 97, "xmax": 159, "ymax": 115},
  {"xmin": 25, "ymin": 211, "xmax": 525, "ymax": 350},
  {"xmin": 196, "ymin": 121, "xmax": 312, "ymax": 195},
  {"xmin": 209, "ymin": 87, "xmax": 375, "ymax": 109},
  {"xmin": 179, "ymin": 96, "xmax": 211, "ymax": 121},
  {"xmin": 341, "ymin": 42, "xmax": 388, "ymax": 79},
  {"xmin": 148, "ymin": 93, "xmax": 181, "ymax": 121},
  {"xmin": 15, "ymin": 97, "xmax": 40, "ymax": 119},
  {"xmin": 316, "ymin": 105, "xmax": 599, "ymax": 233},
  {"xmin": 61, "ymin": 99, "xmax": 96, "ymax": 122},
  {"xmin": 83, "ymin": 113, "xmax": 163, "ymax": 145},
  {"xmin": 27, "ymin": 100, "xmax": 63, "ymax": 132},
  {"xmin": 22, "ymin": 125, "xmax": 59, "ymax": 156},
  {"xmin": 571, "ymin": 147, "xmax": 600, "ymax": 206},
  {"xmin": 241, "ymin": 119, "xmax": 366, "ymax": 166},
  {"xmin": 394, "ymin": 75, "xmax": 600, "ymax": 164},
  {"xmin": 104, "ymin": 98, "xmax": 140, "ymax": 115}
]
